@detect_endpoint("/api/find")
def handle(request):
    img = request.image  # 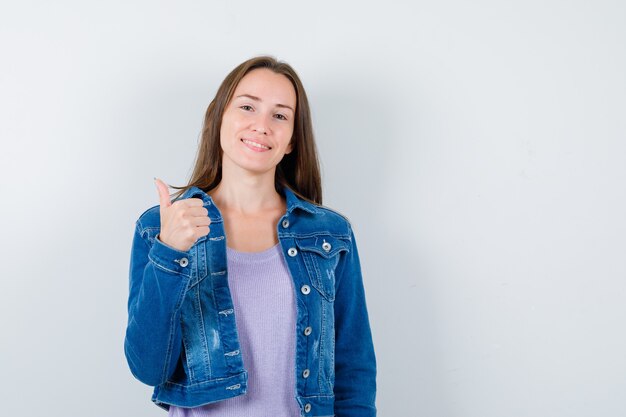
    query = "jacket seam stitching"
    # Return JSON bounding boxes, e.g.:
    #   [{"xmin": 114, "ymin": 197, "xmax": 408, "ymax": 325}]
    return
[
  {"xmin": 196, "ymin": 282, "xmax": 212, "ymax": 379},
  {"xmin": 163, "ymin": 372, "xmax": 245, "ymax": 388},
  {"xmin": 158, "ymin": 268, "xmax": 189, "ymax": 385},
  {"xmin": 280, "ymin": 231, "xmax": 351, "ymax": 240}
]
